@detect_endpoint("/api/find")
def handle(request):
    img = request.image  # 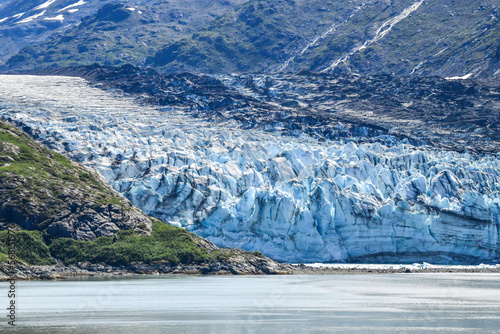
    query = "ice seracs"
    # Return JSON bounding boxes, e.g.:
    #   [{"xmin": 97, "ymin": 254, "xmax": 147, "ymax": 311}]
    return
[{"xmin": 0, "ymin": 75, "xmax": 498, "ymax": 264}]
